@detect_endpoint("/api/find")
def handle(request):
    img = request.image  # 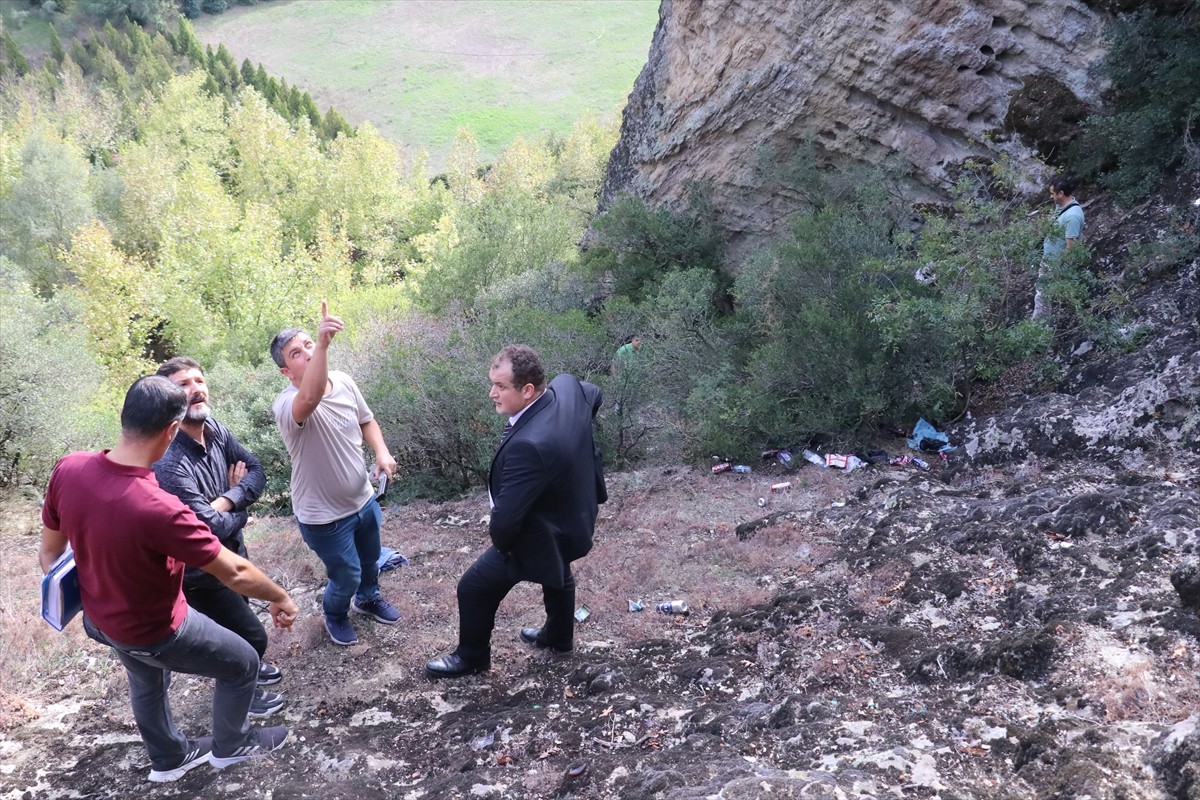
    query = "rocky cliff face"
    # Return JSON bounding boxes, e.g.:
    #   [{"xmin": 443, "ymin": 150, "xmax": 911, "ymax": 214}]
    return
[{"xmin": 601, "ymin": 0, "xmax": 1111, "ymax": 256}]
